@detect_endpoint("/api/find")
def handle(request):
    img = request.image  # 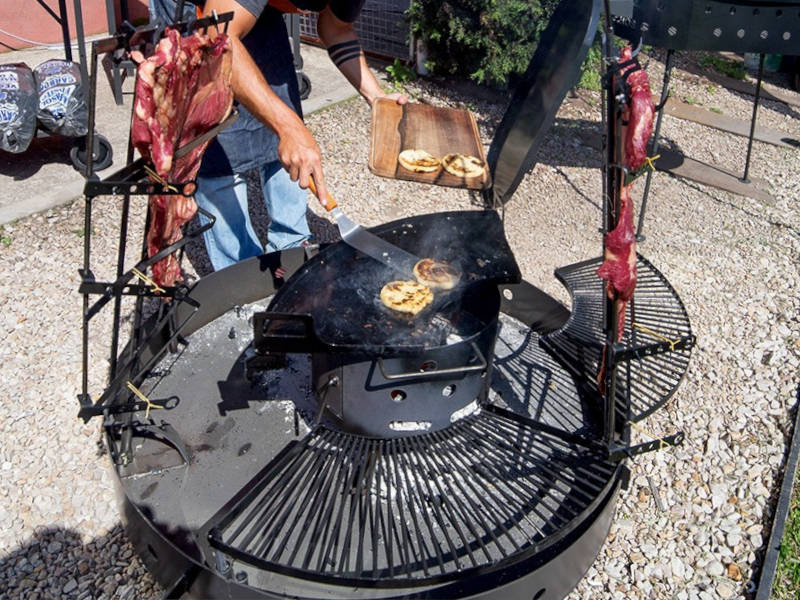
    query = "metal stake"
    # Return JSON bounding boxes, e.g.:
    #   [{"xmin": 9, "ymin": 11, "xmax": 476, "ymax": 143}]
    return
[
  {"xmin": 636, "ymin": 48, "xmax": 674, "ymax": 241},
  {"xmin": 57, "ymin": 0, "xmax": 72, "ymax": 61},
  {"xmin": 742, "ymin": 53, "xmax": 765, "ymax": 184}
]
